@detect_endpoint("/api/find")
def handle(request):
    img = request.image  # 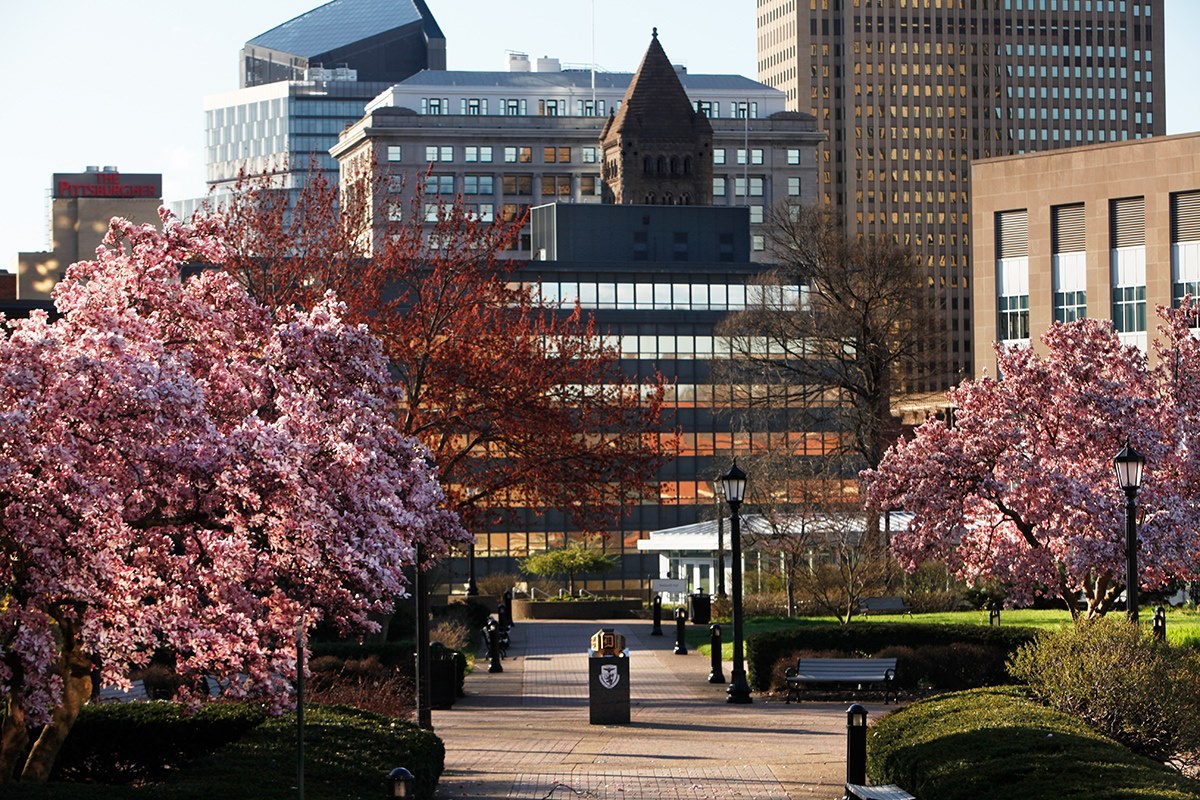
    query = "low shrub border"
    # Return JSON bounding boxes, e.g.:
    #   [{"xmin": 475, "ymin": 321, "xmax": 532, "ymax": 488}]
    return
[
  {"xmin": 746, "ymin": 622, "xmax": 1037, "ymax": 691},
  {"xmin": 868, "ymin": 687, "xmax": 1200, "ymax": 800},
  {"xmin": 510, "ymin": 598, "xmax": 641, "ymax": 620},
  {"xmin": 8, "ymin": 702, "xmax": 444, "ymax": 800}
]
